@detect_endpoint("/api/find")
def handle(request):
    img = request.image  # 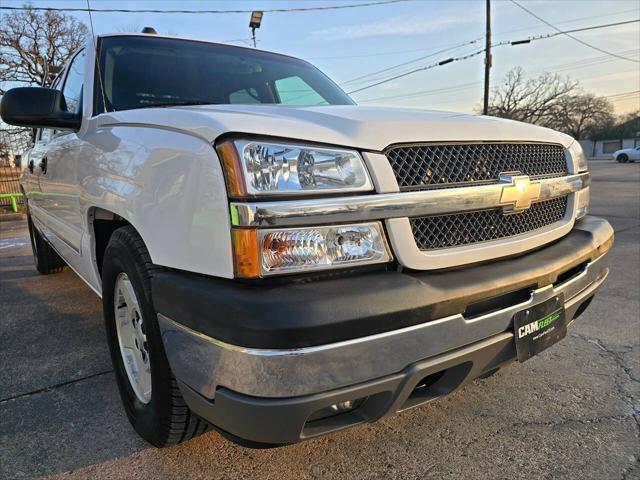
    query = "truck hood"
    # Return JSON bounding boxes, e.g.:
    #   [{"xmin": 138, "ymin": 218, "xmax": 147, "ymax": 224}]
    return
[{"xmin": 96, "ymin": 104, "xmax": 574, "ymax": 150}]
